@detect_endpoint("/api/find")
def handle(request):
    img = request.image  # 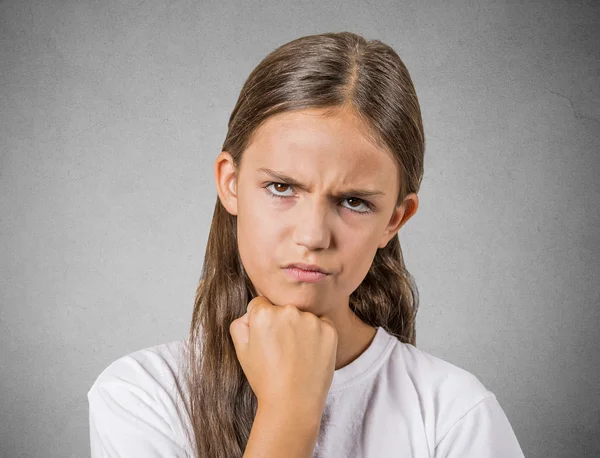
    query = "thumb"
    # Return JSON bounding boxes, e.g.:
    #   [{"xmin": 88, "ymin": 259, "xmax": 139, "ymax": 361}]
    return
[{"xmin": 230, "ymin": 312, "xmax": 250, "ymax": 353}]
